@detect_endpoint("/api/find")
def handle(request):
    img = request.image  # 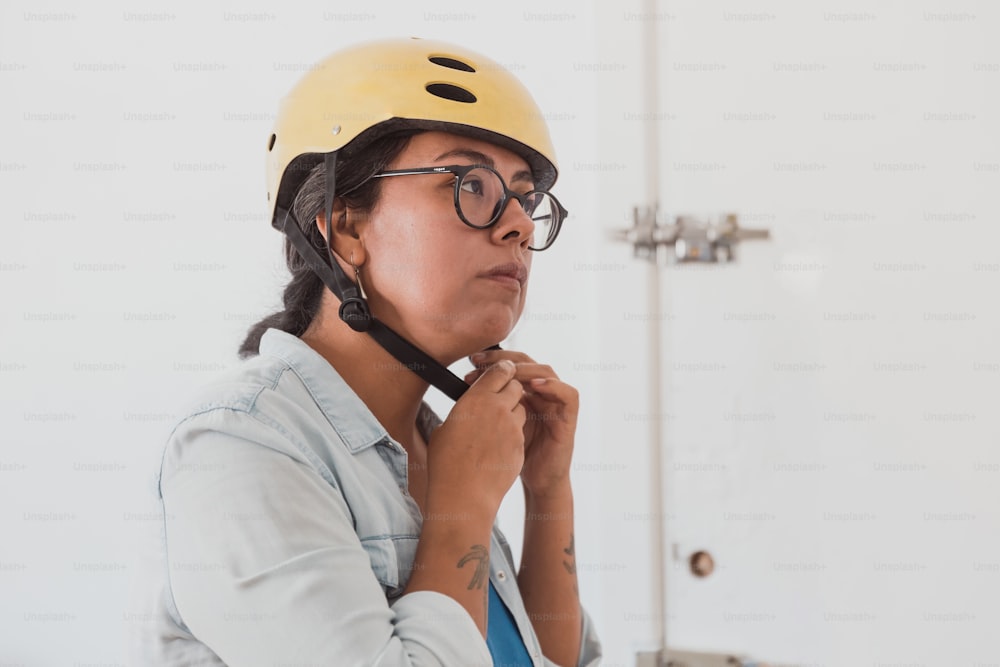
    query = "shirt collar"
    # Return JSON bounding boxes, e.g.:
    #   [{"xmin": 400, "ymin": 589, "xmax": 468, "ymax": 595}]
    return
[{"xmin": 259, "ymin": 327, "xmax": 390, "ymax": 453}]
